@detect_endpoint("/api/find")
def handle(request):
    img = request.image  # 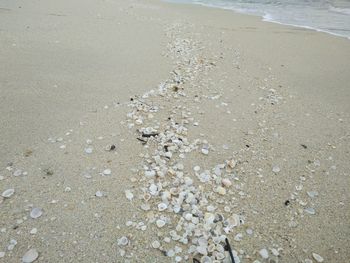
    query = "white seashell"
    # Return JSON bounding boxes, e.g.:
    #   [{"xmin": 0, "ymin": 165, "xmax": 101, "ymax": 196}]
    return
[
  {"xmin": 193, "ymin": 166, "xmax": 201, "ymax": 172},
  {"xmin": 125, "ymin": 190, "xmax": 134, "ymax": 201},
  {"xmin": 30, "ymin": 228, "xmax": 37, "ymax": 235},
  {"xmin": 175, "ymin": 256, "xmax": 182, "ymax": 262},
  {"xmin": 216, "ymin": 252, "xmax": 225, "ymax": 260},
  {"xmin": 167, "ymin": 249, "xmax": 175, "ymax": 257},
  {"xmin": 103, "ymin": 169, "xmax": 111, "ymax": 175},
  {"xmin": 216, "ymin": 186, "xmax": 226, "ymax": 195},
  {"xmin": 227, "ymin": 214, "xmax": 240, "ymax": 228},
  {"xmin": 200, "ymin": 256, "xmax": 211, "ymax": 263},
  {"xmin": 156, "ymin": 219, "xmax": 166, "ymax": 228},
  {"xmin": 64, "ymin": 186, "xmax": 71, "ymax": 192},
  {"xmin": 30, "ymin": 208, "xmax": 43, "ymax": 219},
  {"xmin": 305, "ymin": 207, "xmax": 316, "ymax": 215},
  {"xmin": 222, "ymin": 178, "xmax": 232, "ymax": 187},
  {"xmin": 0, "ymin": 252, "xmax": 5, "ymax": 258},
  {"xmin": 197, "ymin": 246, "xmax": 208, "ymax": 256},
  {"xmin": 22, "ymin": 248, "xmax": 39, "ymax": 263},
  {"xmin": 141, "ymin": 203, "xmax": 150, "ymax": 211},
  {"xmin": 84, "ymin": 147, "xmax": 93, "ymax": 154},
  {"xmin": 13, "ymin": 169, "xmax": 22, "ymax": 176},
  {"xmin": 2, "ymin": 188, "xmax": 14, "ymax": 198},
  {"xmin": 145, "ymin": 170, "xmax": 156, "ymax": 177},
  {"xmin": 158, "ymin": 203, "xmax": 167, "ymax": 211},
  {"xmin": 307, "ymin": 191, "xmax": 319, "ymax": 198},
  {"xmin": 151, "ymin": 240, "xmax": 160, "ymax": 249},
  {"xmin": 149, "ymin": 184, "xmax": 158, "ymax": 195},
  {"xmin": 117, "ymin": 236, "xmax": 129, "ymax": 246},
  {"xmin": 259, "ymin": 248, "xmax": 269, "ymax": 259},
  {"xmin": 143, "ymin": 193, "xmax": 151, "ymax": 201},
  {"xmin": 312, "ymin": 253, "xmax": 324, "ymax": 262},
  {"xmin": 272, "ymin": 165, "xmax": 280, "ymax": 173},
  {"xmin": 204, "ymin": 213, "xmax": 215, "ymax": 225},
  {"xmin": 201, "ymin": 149, "xmax": 209, "ymax": 155},
  {"xmin": 95, "ymin": 191, "xmax": 104, "ymax": 197}
]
